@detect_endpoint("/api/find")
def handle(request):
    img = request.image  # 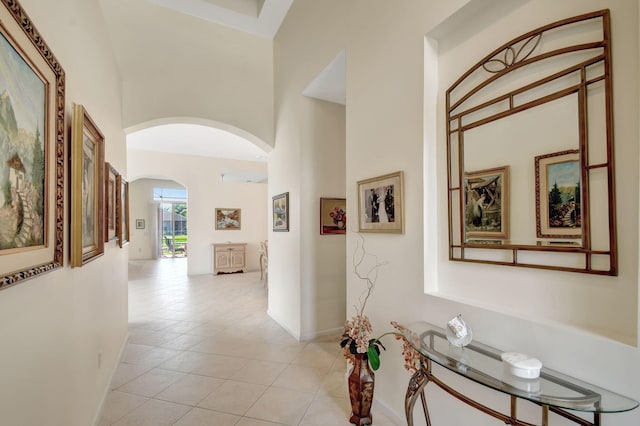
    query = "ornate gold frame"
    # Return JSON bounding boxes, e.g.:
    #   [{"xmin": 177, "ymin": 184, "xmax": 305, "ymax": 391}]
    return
[
  {"xmin": 71, "ymin": 105, "xmax": 105, "ymax": 267},
  {"xmin": 116, "ymin": 175, "xmax": 130, "ymax": 247},
  {"xmin": 0, "ymin": 0, "xmax": 65, "ymax": 288}
]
